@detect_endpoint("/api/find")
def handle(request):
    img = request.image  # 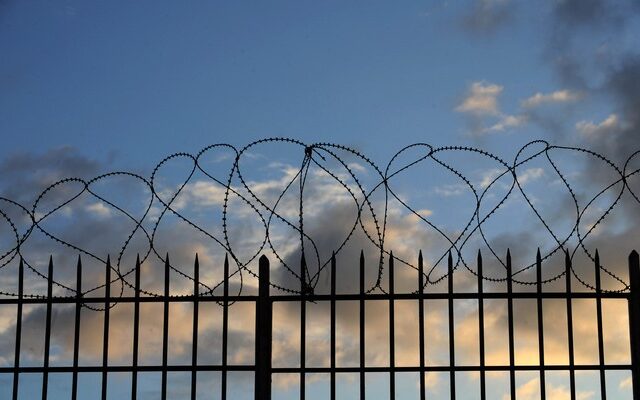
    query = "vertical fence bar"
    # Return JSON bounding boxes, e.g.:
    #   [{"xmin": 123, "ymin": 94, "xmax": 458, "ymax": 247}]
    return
[
  {"xmin": 102, "ymin": 256, "xmax": 111, "ymax": 400},
  {"xmin": 447, "ymin": 251, "xmax": 455, "ymax": 400},
  {"xmin": 71, "ymin": 256, "xmax": 82, "ymax": 400},
  {"xmin": 42, "ymin": 256, "xmax": 53, "ymax": 400},
  {"xmin": 536, "ymin": 249, "xmax": 546, "ymax": 400},
  {"xmin": 12, "ymin": 259, "xmax": 24, "ymax": 400},
  {"xmin": 565, "ymin": 251, "xmax": 576, "ymax": 400},
  {"xmin": 418, "ymin": 251, "xmax": 425, "ymax": 400},
  {"xmin": 255, "ymin": 255, "xmax": 272, "ymax": 400},
  {"xmin": 594, "ymin": 251, "xmax": 606, "ymax": 399},
  {"xmin": 330, "ymin": 252, "xmax": 336, "ymax": 400},
  {"xmin": 629, "ymin": 250, "xmax": 640, "ymax": 400},
  {"xmin": 131, "ymin": 255, "xmax": 141, "ymax": 400},
  {"xmin": 300, "ymin": 254, "xmax": 307, "ymax": 400},
  {"xmin": 222, "ymin": 254, "xmax": 229, "ymax": 400},
  {"xmin": 161, "ymin": 254, "xmax": 170, "ymax": 400},
  {"xmin": 359, "ymin": 250, "xmax": 365, "ymax": 400},
  {"xmin": 191, "ymin": 255, "xmax": 200, "ymax": 400},
  {"xmin": 388, "ymin": 252, "xmax": 395, "ymax": 400},
  {"xmin": 506, "ymin": 250, "xmax": 516, "ymax": 400},
  {"xmin": 477, "ymin": 251, "xmax": 486, "ymax": 400}
]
